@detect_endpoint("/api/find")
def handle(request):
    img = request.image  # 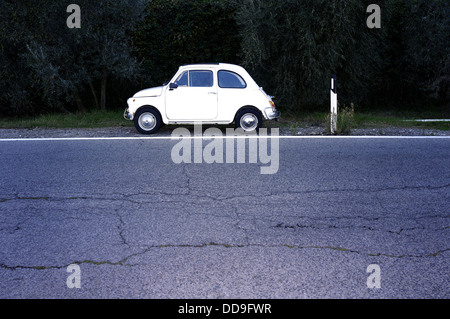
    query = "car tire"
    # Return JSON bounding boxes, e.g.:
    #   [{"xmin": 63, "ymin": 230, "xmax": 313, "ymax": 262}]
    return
[
  {"xmin": 134, "ymin": 107, "xmax": 162, "ymax": 134},
  {"xmin": 235, "ymin": 108, "xmax": 262, "ymax": 132}
]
